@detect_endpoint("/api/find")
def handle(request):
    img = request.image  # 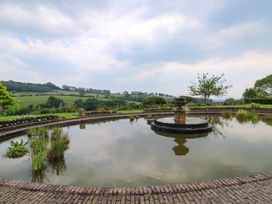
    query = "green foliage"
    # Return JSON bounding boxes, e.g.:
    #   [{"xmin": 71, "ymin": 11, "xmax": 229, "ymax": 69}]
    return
[
  {"xmin": 47, "ymin": 127, "xmax": 70, "ymax": 160},
  {"xmin": 223, "ymin": 98, "xmax": 237, "ymax": 105},
  {"xmin": 6, "ymin": 139, "xmax": 28, "ymax": 158},
  {"xmin": 31, "ymin": 151, "xmax": 47, "ymax": 171},
  {"xmin": 221, "ymin": 111, "xmax": 233, "ymax": 119},
  {"xmin": 0, "ymin": 82, "xmax": 17, "ymax": 111},
  {"xmin": 51, "ymin": 127, "xmax": 62, "ymax": 140},
  {"xmin": 78, "ymin": 88, "xmax": 85, "ymax": 97},
  {"xmin": 235, "ymin": 109, "xmax": 259, "ymax": 123},
  {"xmin": 30, "ymin": 138, "xmax": 48, "ymax": 154},
  {"xmin": 46, "ymin": 96, "xmax": 65, "ymax": 108},
  {"xmin": 142, "ymin": 96, "xmax": 166, "ymax": 107},
  {"xmin": 27, "ymin": 127, "xmax": 48, "ymax": 138},
  {"xmin": 242, "ymin": 74, "xmax": 272, "ymax": 99},
  {"xmin": 244, "ymin": 98, "xmax": 272, "ymax": 104},
  {"xmin": 243, "ymin": 88, "xmax": 259, "ymax": 98},
  {"xmin": 254, "ymin": 74, "xmax": 272, "ymax": 97},
  {"xmin": 74, "ymin": 98, "xmax": 84, "ymax": 108},
  {"xmin": 188, "ymin": 73, "xmax": 232, "ymax": 101},
  {"xmin": 261, "ymin": 115, "xmax": 272, "ymax": 126},
  {"xmin": 2, "ymin": 80, "xmax": 60, "ymax": 92},
  {"xmin": 47, "ymin": 140, "xmax": 68, "ymax": 160},
  {"xmin": 250, "ymin": 103, "xmax": 260, "ymax": 109}
]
